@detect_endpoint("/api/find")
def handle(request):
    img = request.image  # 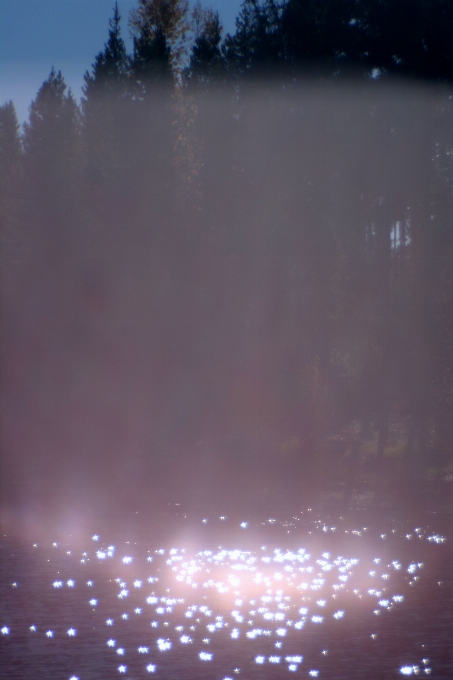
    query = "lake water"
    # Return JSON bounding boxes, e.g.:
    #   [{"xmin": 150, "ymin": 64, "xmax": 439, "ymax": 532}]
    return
[{"xmin": 1, "ymin": 508, "xmax": 452, "ymax": 680}]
